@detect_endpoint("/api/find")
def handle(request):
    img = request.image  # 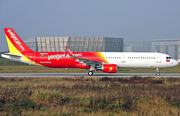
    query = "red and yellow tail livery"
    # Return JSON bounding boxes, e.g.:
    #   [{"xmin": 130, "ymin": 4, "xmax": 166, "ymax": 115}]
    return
[
  {"xmin": 4, "ymin": 28, "xmax": 33, "ymax": 54},
  {"xmin": 3, "ymin": 28, "xmax": 37, "ymax": 65}
]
